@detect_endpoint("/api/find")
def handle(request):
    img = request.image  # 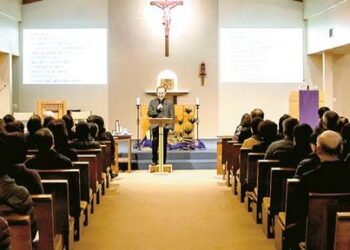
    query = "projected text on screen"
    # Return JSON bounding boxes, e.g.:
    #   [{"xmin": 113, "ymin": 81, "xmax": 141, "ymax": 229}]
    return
[
  {"xmin": 23, "ymin": 29, "xmax": 107, "ymax": 85},
  {"xmin": 220, "ymin": 28, "xmax": 303, "ymax": 83}
]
